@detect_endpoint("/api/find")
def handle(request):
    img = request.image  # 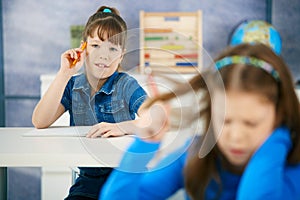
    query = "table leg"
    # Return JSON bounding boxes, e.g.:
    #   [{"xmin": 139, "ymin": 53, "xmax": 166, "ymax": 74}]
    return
[
  {"xmin": 41, "ymin": 167, "xmax": 73, "ymax": 200},
  {"xmin": 0, "ymin": 167, "xmax": 7, "ymax": 200}
]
